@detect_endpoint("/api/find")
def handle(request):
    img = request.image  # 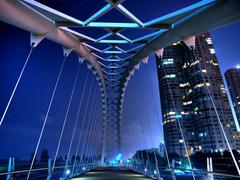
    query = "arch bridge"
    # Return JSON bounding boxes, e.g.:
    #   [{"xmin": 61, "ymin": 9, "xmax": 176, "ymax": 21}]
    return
[{"xmin": 0, "ymin": 0, "xmax": 240, "ymax": 179}]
